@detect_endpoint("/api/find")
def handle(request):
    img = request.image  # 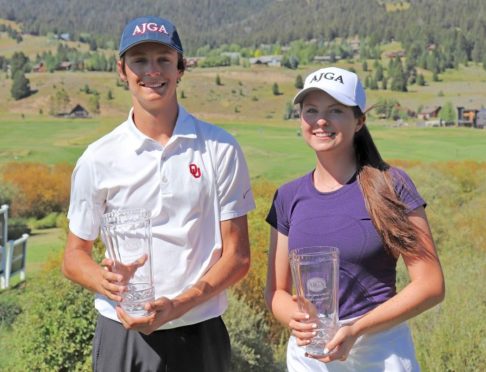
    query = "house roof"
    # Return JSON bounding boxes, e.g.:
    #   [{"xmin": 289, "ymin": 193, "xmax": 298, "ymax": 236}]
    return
[
  {"xmin": 69, "ymin": 104, "xmax": 88, "ymax": 114},
  {"xmin": 419, "ymin": 106, "xmax": 441, "ymax": 114}
]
